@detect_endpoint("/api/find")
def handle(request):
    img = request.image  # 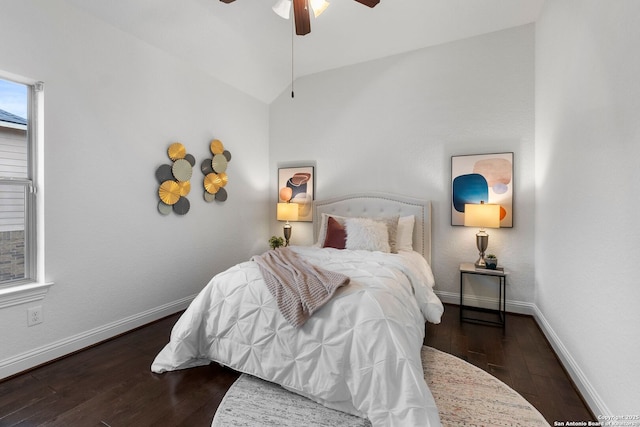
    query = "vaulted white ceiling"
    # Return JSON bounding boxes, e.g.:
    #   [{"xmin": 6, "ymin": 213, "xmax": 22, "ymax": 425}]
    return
[{"xmin": 67, "ymin": 0, "xmax": 544, "ymax": 103}]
